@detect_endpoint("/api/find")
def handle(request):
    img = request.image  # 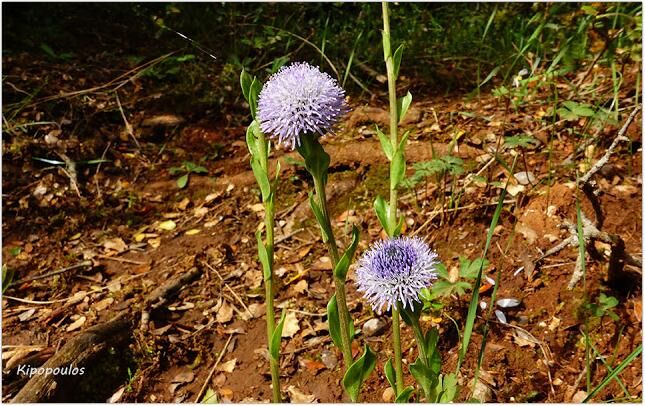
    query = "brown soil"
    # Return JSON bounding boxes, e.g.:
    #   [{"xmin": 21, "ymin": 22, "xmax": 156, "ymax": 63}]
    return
[{"xmin": 2, "ymin": 53, "xmax": 642, "ymax": 403}]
